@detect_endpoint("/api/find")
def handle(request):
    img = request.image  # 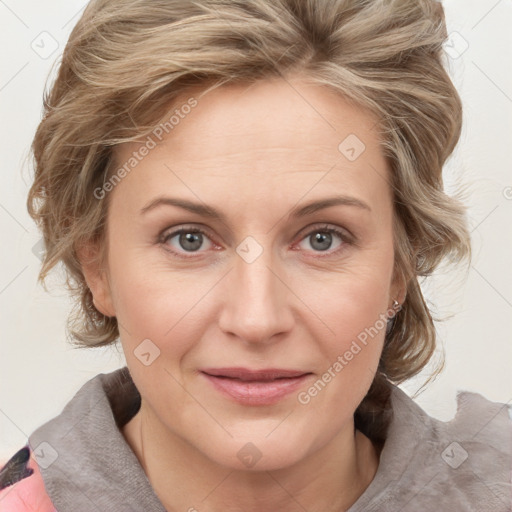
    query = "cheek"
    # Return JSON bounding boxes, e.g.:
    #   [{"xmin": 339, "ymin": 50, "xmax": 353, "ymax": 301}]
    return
[
  {"xmin": 108, "ymin": 251, "xmax": 219, "ymax": 377},
  {"xmin": 309, "ymin": 249, "xmax": 394, "ymax": 369},
  {"xmin": 106, "ymin": 247, "xmax": 183, "ymax": 347},
  {"xmin": 298, "ymin": 268, "xmax": 391, "ymax": 426}
]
